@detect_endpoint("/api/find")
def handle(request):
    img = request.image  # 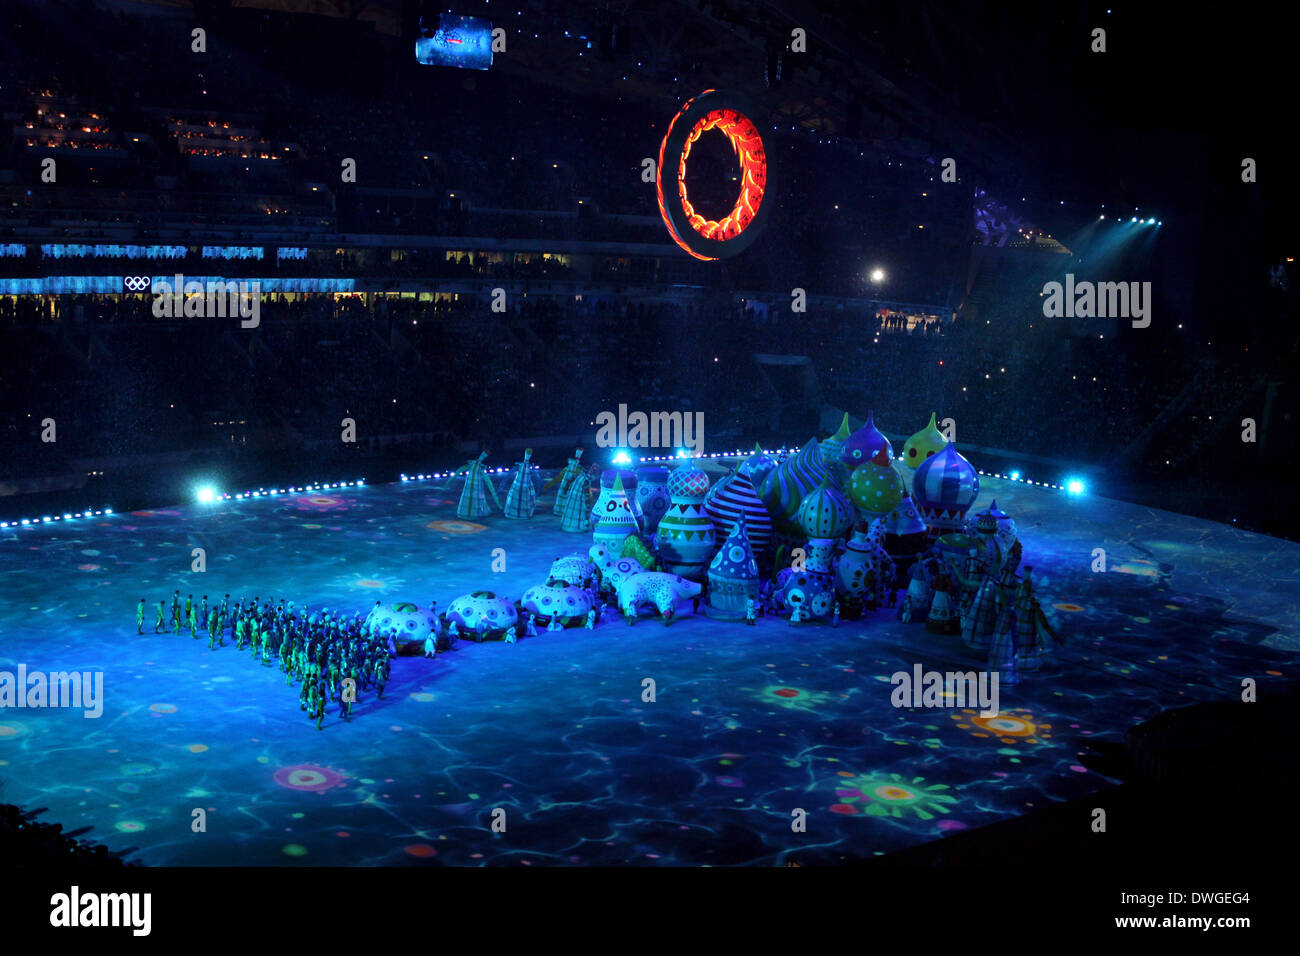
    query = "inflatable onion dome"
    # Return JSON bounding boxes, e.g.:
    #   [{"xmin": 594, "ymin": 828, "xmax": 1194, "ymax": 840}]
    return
[
  {"xmin": 912, "ymin": 442, "xmax": 980, "ymax": 530},
  {"xmin": 902, "ymin": 413, "xmax": 948, "ymax": 469},
  {"xmin": 883, "ymin": 495, "xmax": 929, "ymax": 537},
  {"xmin": 604, "ymin": 468, "xmax": 642, "ymax": 522},
  {"xmin": 759, "ymin": 438, "xmax": 833, "ymax": 536},
  {"xmin": 709, "ymin": 513, "xmax": 760, "ymax": 582},
  {"xmin": 705, "ymin": 461, "xmax": 773, "ymax": 555},
  {"xmin": 797, "ymin": 478, "xmax": 854, "ymax": 540},
  {"xmin": 846, "ymin": 460, "xmax": 907, "ymax": 518},
  {"xmin": 842, "ymin": 410, "xmax": 893, "ymax": 468},
  {"xmin": 599, "ymin": 468, "xmax": 638, "ymax": 492},
  {"xmin": 593, "ymin": 473, "xmax": 640, "ymax": 546},
  {"xmin": 973, "ymin": 499, "xmax": 1008, "ymax": 535},
  {"xmin": 738, "ymin": 442, "xmax": 778, "ymax": 487},
  {"xmin": 820, "ymin": 413, "xmax": 852, "ymax": 478},
  {"xmin": 667, "ymin": 460, "xmax": 710, "ymax": 499},
  {"xmin": 634, "ymin": 464, "xmax": 671, "ymax": 533}
]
